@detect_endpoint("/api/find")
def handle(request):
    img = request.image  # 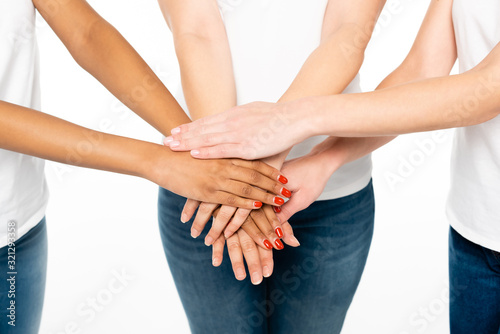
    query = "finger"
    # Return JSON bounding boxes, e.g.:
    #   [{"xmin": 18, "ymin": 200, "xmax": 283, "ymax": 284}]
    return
[
  {"xmin": 205, "ymin": 205, "xmax": 237, "ymax": 246},
  {"xmin": 171, "ymin": 122, "xmax": 229, "ymax": 141},
  {"xmin": 171, "ymin": 114, "xmax": 226, "ymax": 136},
  {"xmin": 240, "ymin": 214, "xmax": 274, "ymax": 251},
  {"xmin": 231, "ymin": 159, "xmax": 289, "ymax": 187},
  {"xmin": 212, "ymin": 191, "xmax": 265, "ymax": 210},
  {"xmin": 181, "ymin": 199, "xmax": 201, "ymax": 223},
  {"xmin": 212, "ymin": 235, "xmax": 226, "ymax": 267},
  {"xmin": 169, "ymin": 132, "xmax": 233, "ymax": 152},
  {"xmin": 258, "ymin": 245, "xmax": 274, "ymax": 278},
  {"xmin": 275, "ymin": 197, "xmax": 303, "ymax": 247},
  {"xmin": 276, "ymin": 195, "xmax": 307, "ymax": 223},
  {"xmin": 191, "ymin": 202, "xmax": 219, "ymax": 238},
  {"xmin": 281, "ymin": 221, "xmax": 300, "ymax": 247},
  {"xmin": 190, "ymin": 144, "xmax": 251, "ymax": 160},
  {"xmin": 237, "ymin": 229, "xmax": 264, "ymax": 285},
  {"xmin": 226, "ymin": 234, "xmax": 247, "ymax": 281},
  {"xmin": 262, "ymin": 205, "xmax": 283, "ymax": 239},
  {"xmin": 224, "ymin": 208, "xmax": 251, "ymax": 238},
  {"xmin": 224, "ymin": 180, "xmax": 286, "ymax": 207},
  {"xmin": 249, "ymin": 209, "xmax": 282, "ymax": 250}
]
